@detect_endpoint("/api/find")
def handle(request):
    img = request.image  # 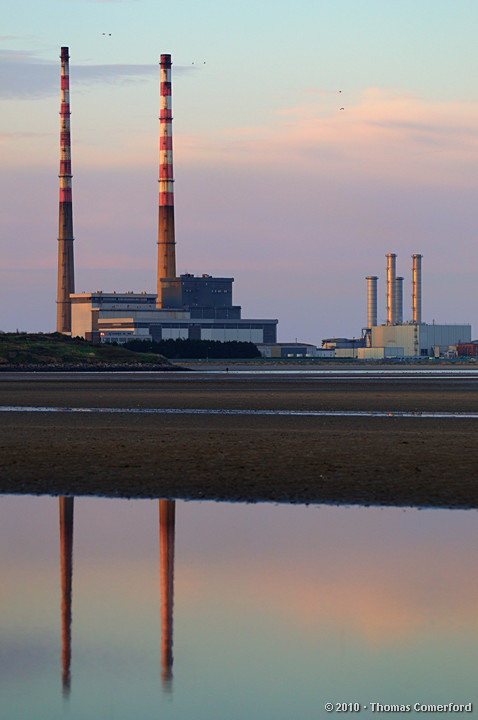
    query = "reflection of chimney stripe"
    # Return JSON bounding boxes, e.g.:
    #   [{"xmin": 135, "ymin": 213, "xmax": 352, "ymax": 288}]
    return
[
  {"xmin": 59, "ymin": 496, "xmax": 74, "ymax": 697},
  {"xmin": 57, "ymin": 46, "xmax": 75, "ymax": 333},
  {"xmin": 159, "ymin": 500, "xmax": 175, "ymax": 691}
]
